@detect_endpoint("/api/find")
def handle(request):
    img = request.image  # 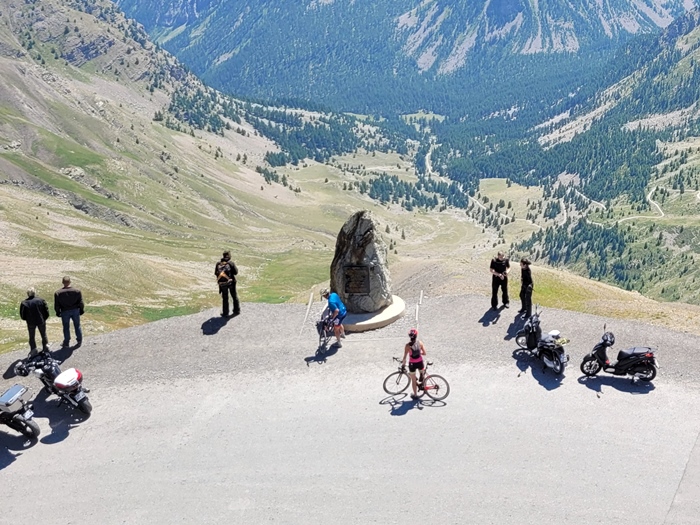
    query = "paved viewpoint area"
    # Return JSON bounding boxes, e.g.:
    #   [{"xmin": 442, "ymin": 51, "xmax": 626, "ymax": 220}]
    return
[{"xmin": 1, "ymin": 294, "xmax": 699, "ymax": 525}]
